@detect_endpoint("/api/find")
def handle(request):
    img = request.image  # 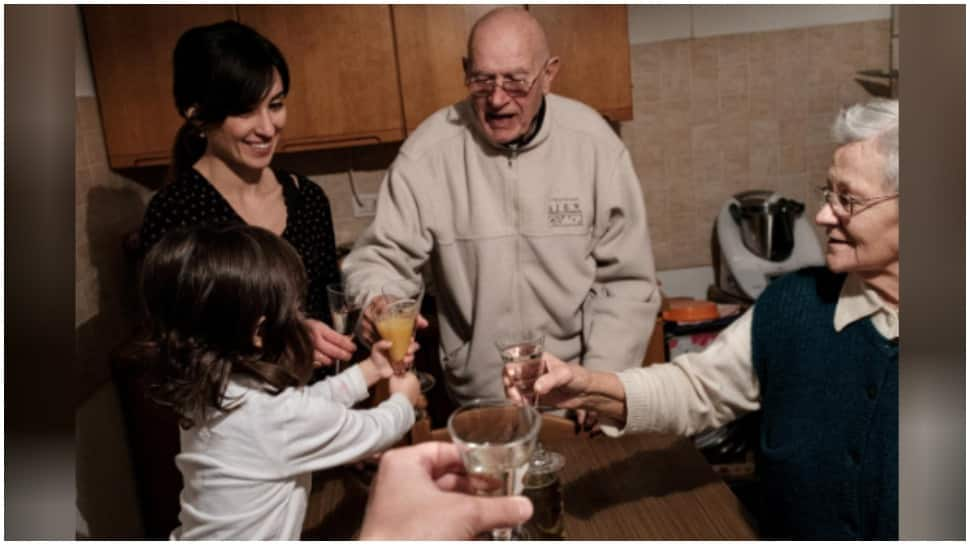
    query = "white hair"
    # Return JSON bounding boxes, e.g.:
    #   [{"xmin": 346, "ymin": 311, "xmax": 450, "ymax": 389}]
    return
[{"xmin": 831, "ymin": 98, "xmax": 899, "ymax": 191}]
